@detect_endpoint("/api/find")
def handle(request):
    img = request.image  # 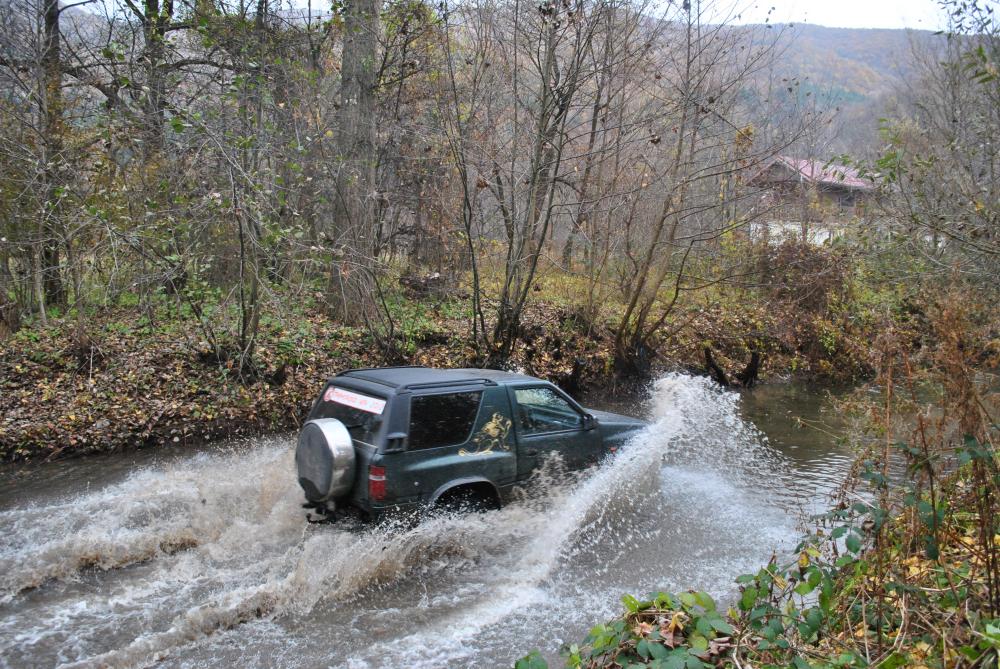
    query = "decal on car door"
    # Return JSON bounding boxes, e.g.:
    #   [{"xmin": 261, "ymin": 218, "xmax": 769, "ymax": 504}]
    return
[{"xmin": 459, "ymin": 412, "xmax": 512, "ymax": 456}]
